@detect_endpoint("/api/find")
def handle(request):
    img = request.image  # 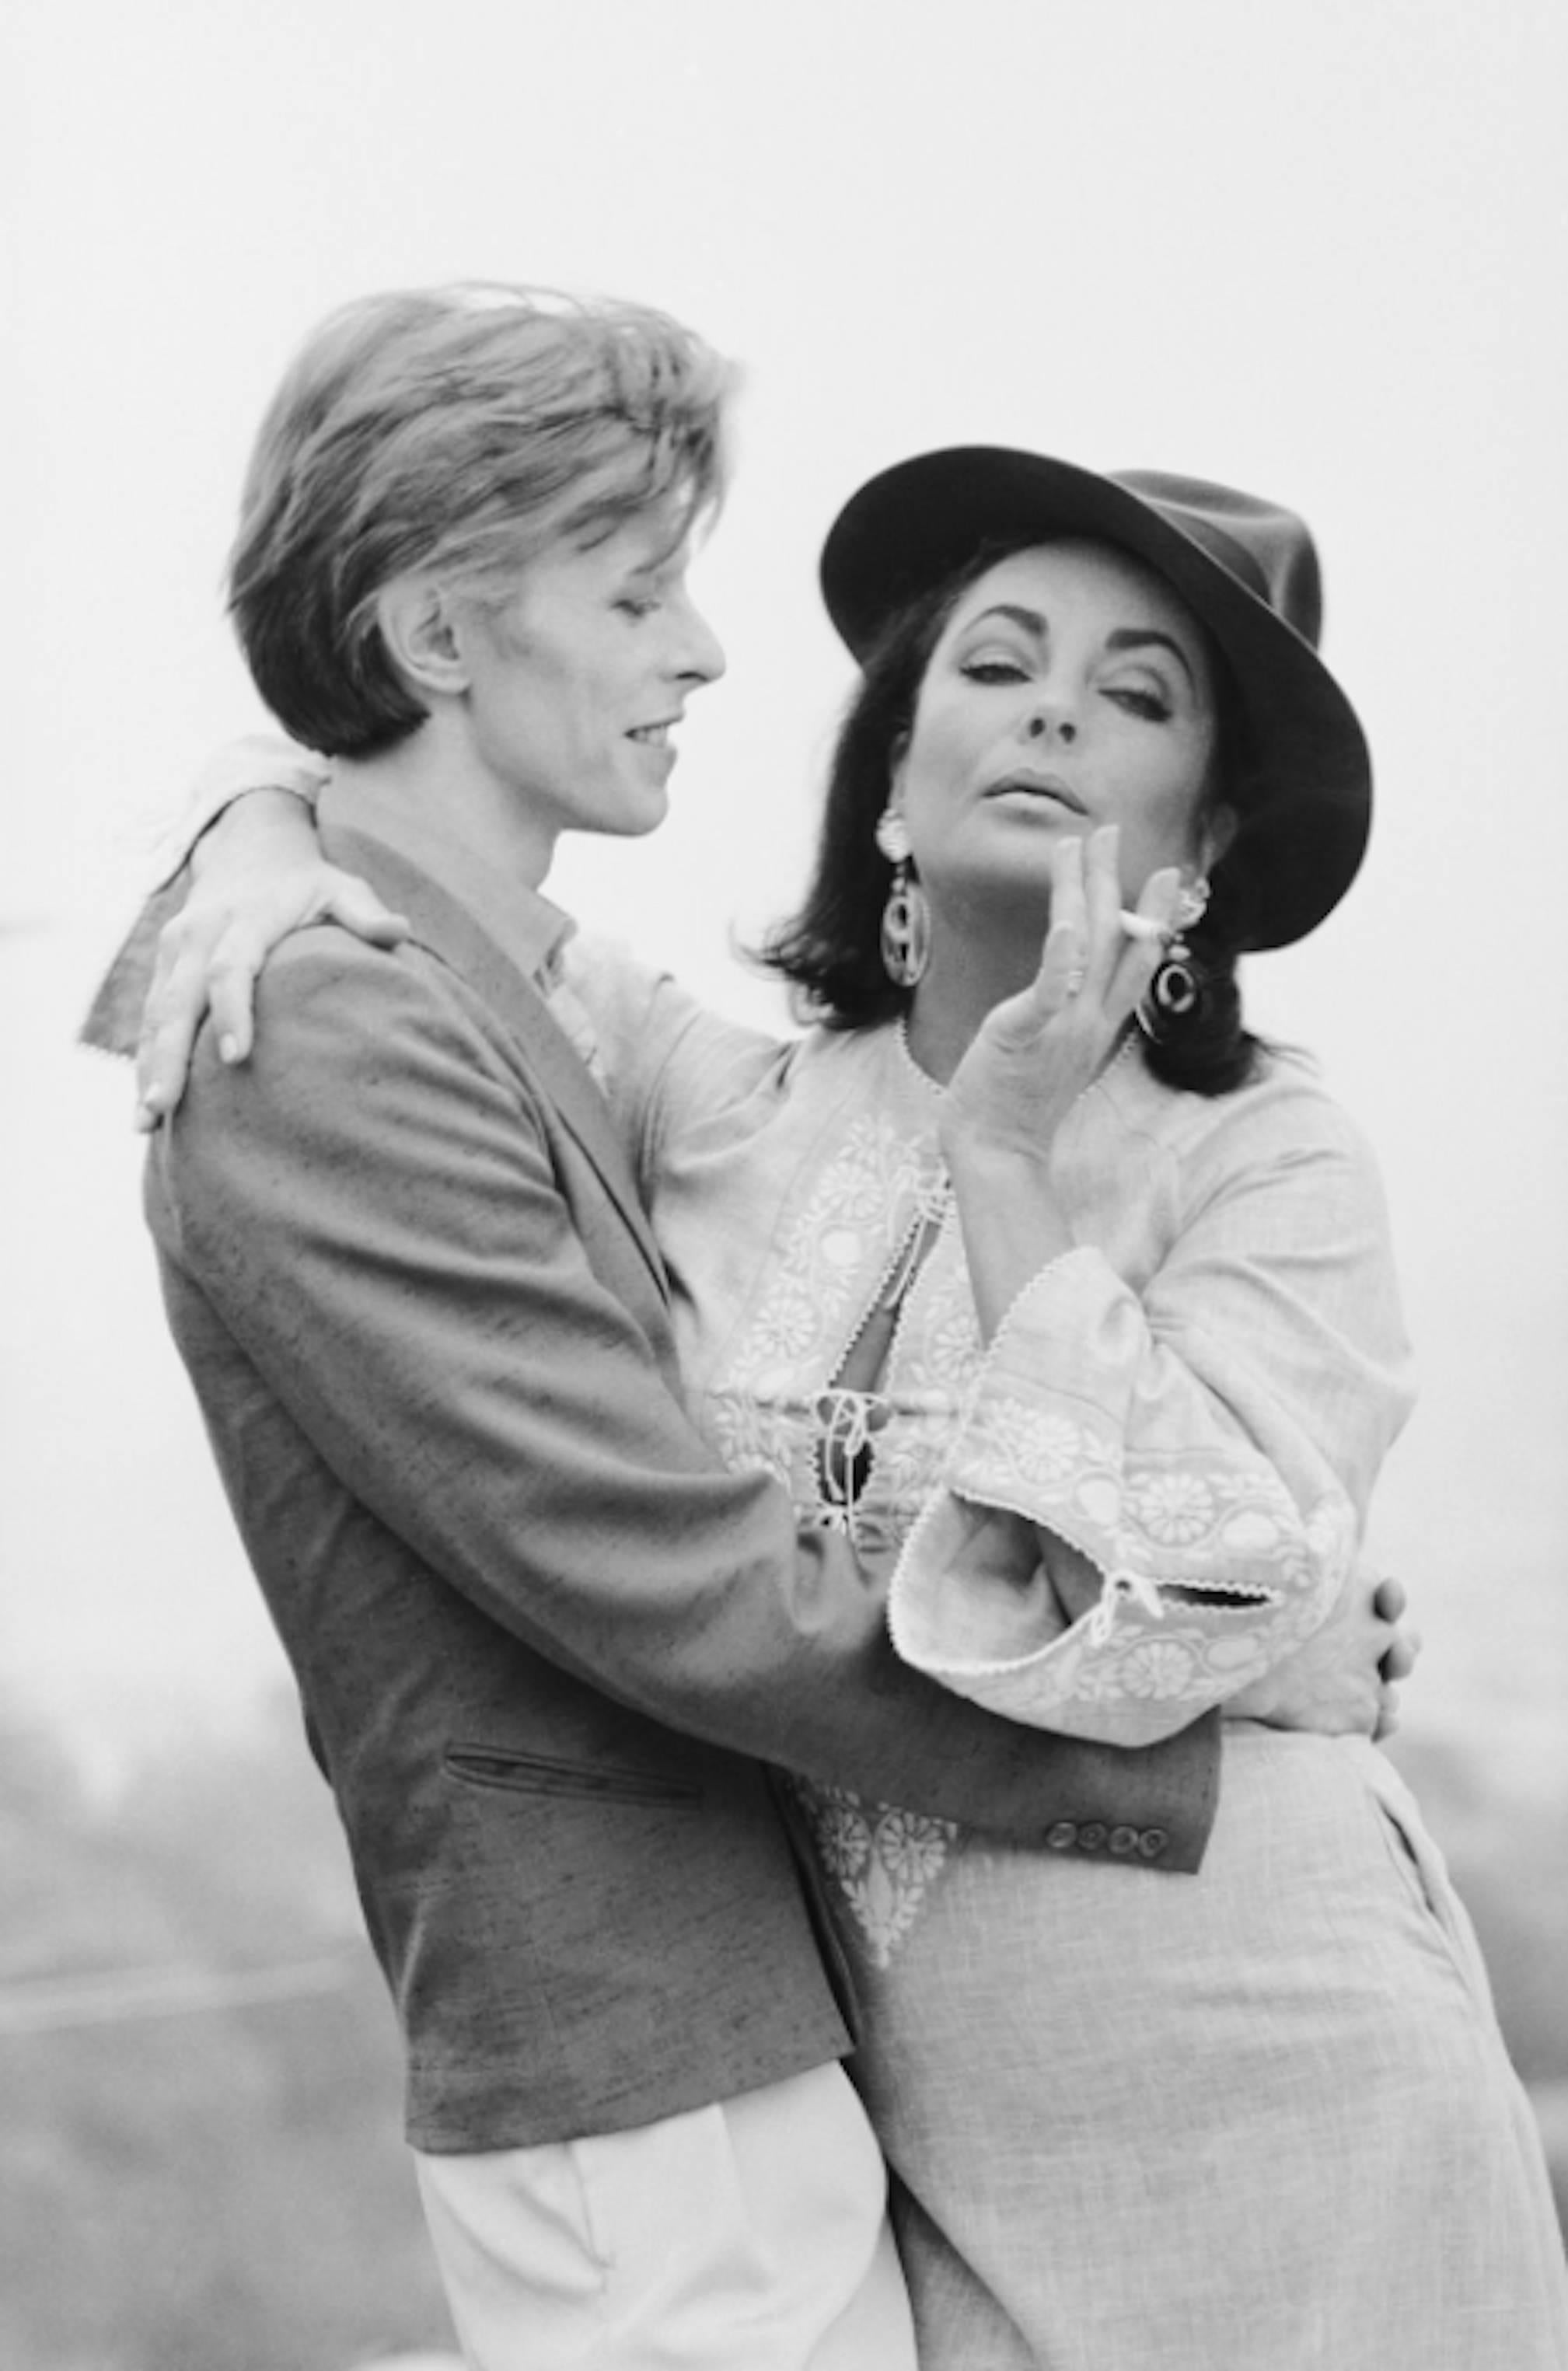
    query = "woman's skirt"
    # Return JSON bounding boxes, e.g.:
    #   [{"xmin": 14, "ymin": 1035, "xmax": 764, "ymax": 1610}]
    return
[{"xmin": 798, "ymin": 1728, "xmax": 1568, "ymax": 2369}]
